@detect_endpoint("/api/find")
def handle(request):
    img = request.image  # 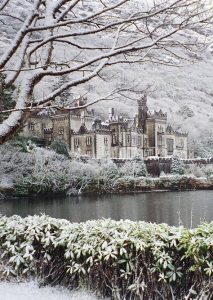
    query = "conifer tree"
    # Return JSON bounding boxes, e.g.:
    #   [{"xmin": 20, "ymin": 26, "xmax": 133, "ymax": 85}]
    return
[
  {"xmin": 171, "ymin": 156, "xmax": 185, "ymax": 175},
  {"xmin": 0, "ymin": 74, "xmax": 15, "ymax": 122},
  {"xmin": 50, "ymin": 139, "xmax": 69, "ymax": 157}
]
